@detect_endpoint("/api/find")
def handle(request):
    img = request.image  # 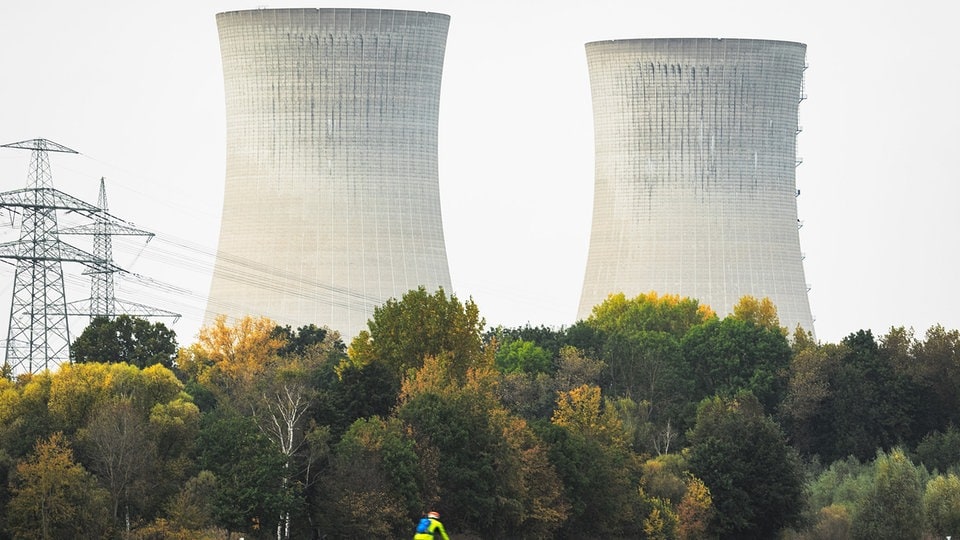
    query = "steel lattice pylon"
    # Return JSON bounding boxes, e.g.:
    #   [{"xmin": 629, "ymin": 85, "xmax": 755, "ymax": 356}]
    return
[
  {"xmin": 61, "ymin": 178, "xmax": 180, "ymax": 322},
  {"xmin": 0, "ymin": 139, "xmax": 113, "ymax": 374}
]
